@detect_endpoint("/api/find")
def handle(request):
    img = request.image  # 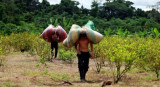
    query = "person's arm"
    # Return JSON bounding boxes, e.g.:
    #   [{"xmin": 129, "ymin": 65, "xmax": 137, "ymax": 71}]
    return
[
  {"xmin": 57, "ymin": 36, "xmax": 59, "ymax": 40},
  {"xmin": 56, "ymin": 33, "xmax": 59, "ymax": 41},
  {"xmin": 75, "ymin": 41, "xmax": 78, "ymax": 50},
  {"xmin": 90, "ymin": 41, "xmax": 93, "ymax": 58},
  {"xmin": 51, "ymin": 41, "xmax": 53, "ymax": 53},
  {"xmin": 75, "ymin": 41, "xmax": 80, "ymax": 54}
]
